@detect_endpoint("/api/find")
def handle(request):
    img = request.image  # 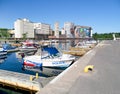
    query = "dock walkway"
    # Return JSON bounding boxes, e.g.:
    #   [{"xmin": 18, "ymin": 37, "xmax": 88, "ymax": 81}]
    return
[
  {"xmin": 0, "ymin": 69, "xmax": 55, "ymax": 93},
  {"xmin": 36, "ymin": 40, "xmax": 120, "ymax": 94}
]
